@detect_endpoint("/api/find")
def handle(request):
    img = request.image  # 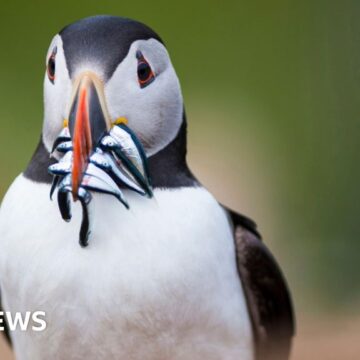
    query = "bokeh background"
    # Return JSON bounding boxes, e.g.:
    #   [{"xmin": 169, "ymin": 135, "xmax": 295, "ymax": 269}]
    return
[{"xmin": 0, "ymin": 0, "xmax": 359, "ymax": 359}]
